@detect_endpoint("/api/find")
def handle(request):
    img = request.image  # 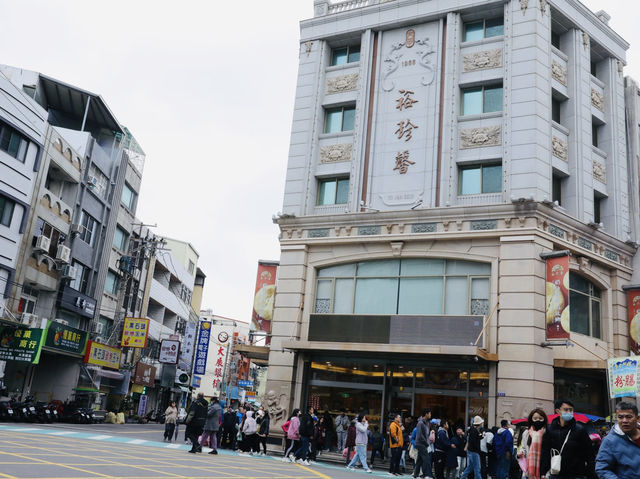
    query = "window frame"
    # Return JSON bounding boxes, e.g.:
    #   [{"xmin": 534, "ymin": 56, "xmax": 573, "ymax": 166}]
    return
[
  {"xmin": 88, "ymin": 164, "xmax": 109, "ymax": 199},
  {"xmin": 70, "ymin": 260, "xmax": 90, "ymax": 294},
  {"xmin": 463, "ymin": 17, "xmax": 504, "ymax": 42},
  {"xmin": 104, "ymin": 270, "xmax": 119, "ymax": 296},
  {"xmin": 552, "ymin": 174, "xmax": 563, "ymax": 206},
  {"xmin": 568, "ymin": 273, "xmax": 602, "ymax": 339},
  {"xmin": 0, "ymin": 120, "xmax": 29, "ymax": 163},
  {"xmin": 458, "ymin": 163, "xmax": 502, "ymax": 195},
  {"xmin": 323, "ymin": 105, "xmax": 356, "ymax": 134},
  {"xmin": 33, "ymin": 217, "xmax": 66, "ymax": 257},
  {"xmin": 330, "ymin": 45, "xmax": 361, "ymax": 66},
  {"xmin": 317, "ymin": 177, "xmax": 350, "ymax": 206},
  {"xmin": 113, "ymin": 226, "xmax": 128, "ymax": 252},
  {"xmin": 461, "ymin": 84, "xmax": 503, "ymax": 116},
  {"xmin": 79, "ymin": 211, "xmax": 98, "ymax": 247},
  {"xmin": 121, "ymin": 183, "xmax": 137, "ymax": 211},
  {"xmin": 0, "ymin": 195, "xmax": 16, "ymax": 227}
]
